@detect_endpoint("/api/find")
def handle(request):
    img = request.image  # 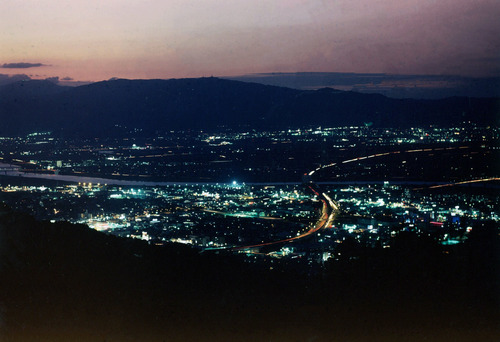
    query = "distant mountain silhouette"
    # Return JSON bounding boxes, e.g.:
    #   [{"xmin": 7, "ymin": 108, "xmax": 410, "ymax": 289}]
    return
[
  {"xmin": 0, "ymin": 79, "xmax": 67, "ymax": 97},
  {"xmin": 226, "ymin": 72, "xmax": 500, "ymax": 99},
  {"xmin": 0, "ymin": 77, "xmax": 498, "ymax": 136}
]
